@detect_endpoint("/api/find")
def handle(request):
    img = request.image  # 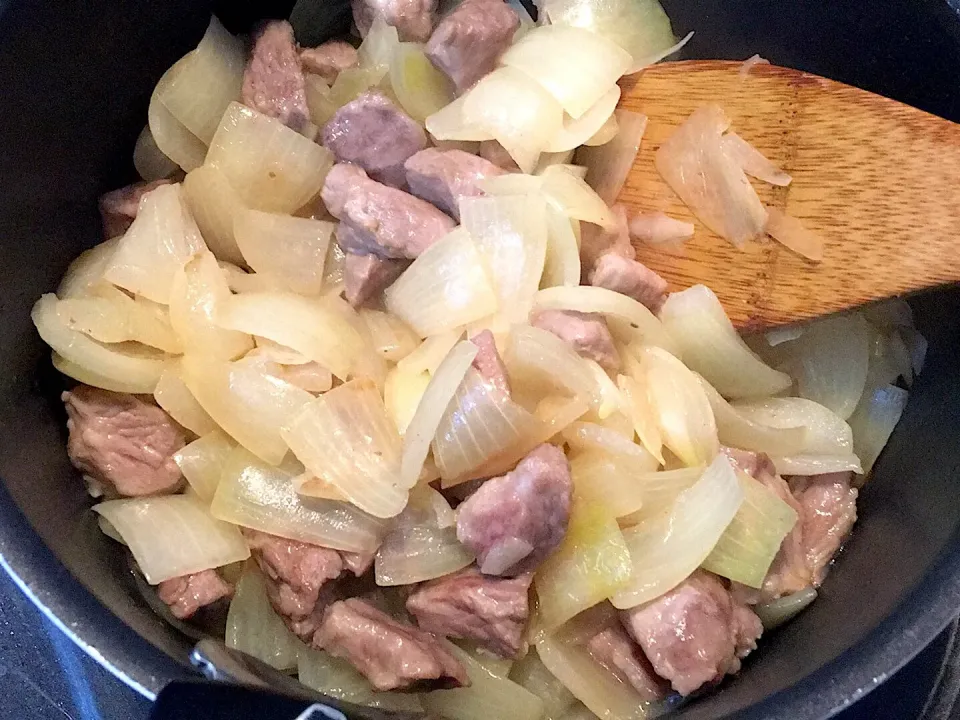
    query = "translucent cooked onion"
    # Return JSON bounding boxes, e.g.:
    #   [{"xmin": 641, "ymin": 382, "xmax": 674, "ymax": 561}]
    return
[
  {"xmin": 508, "ymin": 650, "xmax": 577, "ymax": 720},
  {"xmin": 385, "ymin": 366, "xmax": 431, "ymax": 436},
  {"xmin": 174, "ymin": 430, "xmax": 236, "ymax": 501},
  {"xmin": 299, "ymin": 646, "xmax": 424, "ymax": 713},
  {"xmin": 570, "ymin": 450, "xmax": 647, "ymax": 518},
  {"xmin": 612, "ymin": 454, "xmax": 743, "ymax": 608},
  {"xmin": 170, "ymin": 251, "xmax": 254, "ymax": 360},
  {"xmin": 731, "ymin": 396, "xmax": 854, "ymax": 456},
  {"xmin": 181, "ymin": 164, "xmax": 246, "ymax": 266},
  {"xmin": 57, "ymin": 238, "xmax": 121, "ymax": 298},
  {"xmin": 504, "ymin": 324, "xmax": 602, "ymax": 408},
  {"xmin": 155, "ymin": 17, "xmax": 244, "ymax": 144},
  {"xmin": 385, "ymin": 228, "xmax": 499, "ymax": 337},
  {"xmin": 546, "ymin": 86, "xmax": 620, "ymax": 153},
  {"xmin": 535, "ymin": 498, "xmax": 632, "ymax": 630},
  {"xmin": 226, "ymin": 565, "xmax": 300, "ymax": 671},
  {"xmin": 93, "ymin": 495, "xmax": 249, "ymax": 584},
  {"xmin": 500, "ymin": 25, "xmax": 631, "ymax": 120},
  {"xmin": 391, "ymin": 42, "xmax": 454, "ymax": 123},
  {"xmin": 397, "ymin": 330, "xmax": 461, "ymax": 375},
  {"xmin": 702, "ymin": 471, "xmax": 799, "ymax": 588},
  {"xmin": 721, "ymin": 132, "xmax": 791, "ymax": 187},
  {"xmin": 181, "ymin": 353, "xmax": 313, "ymax": 464},
  {"xmin": 282, "ymin": 379, "xmax": 406, "ymax": 518},
  {"xmin": 375, "ymin": 525, "xmax": 475, "ymax": 586},
  {"xmin": 768, "ymin": 454, "xmax": 863, "ymax": 476},
  {"xmin": 33, "ymin": 295, "xmax": 169, "ymax": 394},
  {"xmin": 357, "ymin": 15, "xmax": 400, "ymax": 68},
  {"xmin": 577, "ymin": 109, "xmax": 647, "ymax": 205},
  {"xmin": 211, "ymin": 445, "xmax": 386, "ymax": 552},
  {"xmin": 629, "ymin": 212, "xmax": 695, "ymax": 250},
  {"xmin": 660, "ymin": 285, "xmax": 792, "ymax": 398},
  {"xmin": 754, "ymin": 587, "xmax": 818, "ymax": 630},
  {"xmin": 617, "ymin": 374, "xmax": 664, "ymax": 464},
  {"xmin": 206, "ymin": 102, "xmax": 334, "ymax": 213},
  {"xmin": 561, "ymin": 422, "xmax": 658, "ymax": 469},
  {"xmin": 133, "ymin": 125, "xmax": 178, "ymax": 182},
  {"xmin": 56, "ymin": 289, "xmax": 182, "ymax": 354},
  {"xmin": 421, "ymin": 643, "xmax": 545, "ymax": 720},
  {"xmin": 103, "ymin": 183, "xmax": 207, "ymax": 304},
  {"xmin": 622, "ymin": 466, "xmax": 704, "ymax": 524},
  {"xmin": 540, "ymin": 167, "xmax": 618, "ymax": 230},
  {"xmin": 360, "ymin": 310, "xmax": 421, "ymax": 363},
  {"xmin": 656, "ymin": 105, "xmax": 768, "ymax": 246},
  {"xmin": 216, "ymin": 291, "xmax": 367, "ymax": 380},
  {"xmin": 585, "ymin": 112, "xmax": 618, "ymax": 146},
  {"xmin": 765, "ymin": 207, "xmax": 824, "ymax": 262},
  {"xmin": 542, "ymin": 204, "xmax": 582, "ymax": 288},
  {"xmin": 426, "ymin": 95, "xmax": 496, "ymax": 143},
  {"xmin": 400, "ymin": 341, "xmax": 478, "ymax": 488},
  {"xmin": 148, "ymin": 55, "xmax": 208, "ymax": 172},
  {"xmin": 460, "ymin": 195, "xmax": 548, "ymax": 323},
  {"xmin": 847, "ymin": 383, "xmax": 909, "ymax": 474},
  {"xmin": 154, "ymin": 360, "xmax": 219, "ymax": 436}
]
